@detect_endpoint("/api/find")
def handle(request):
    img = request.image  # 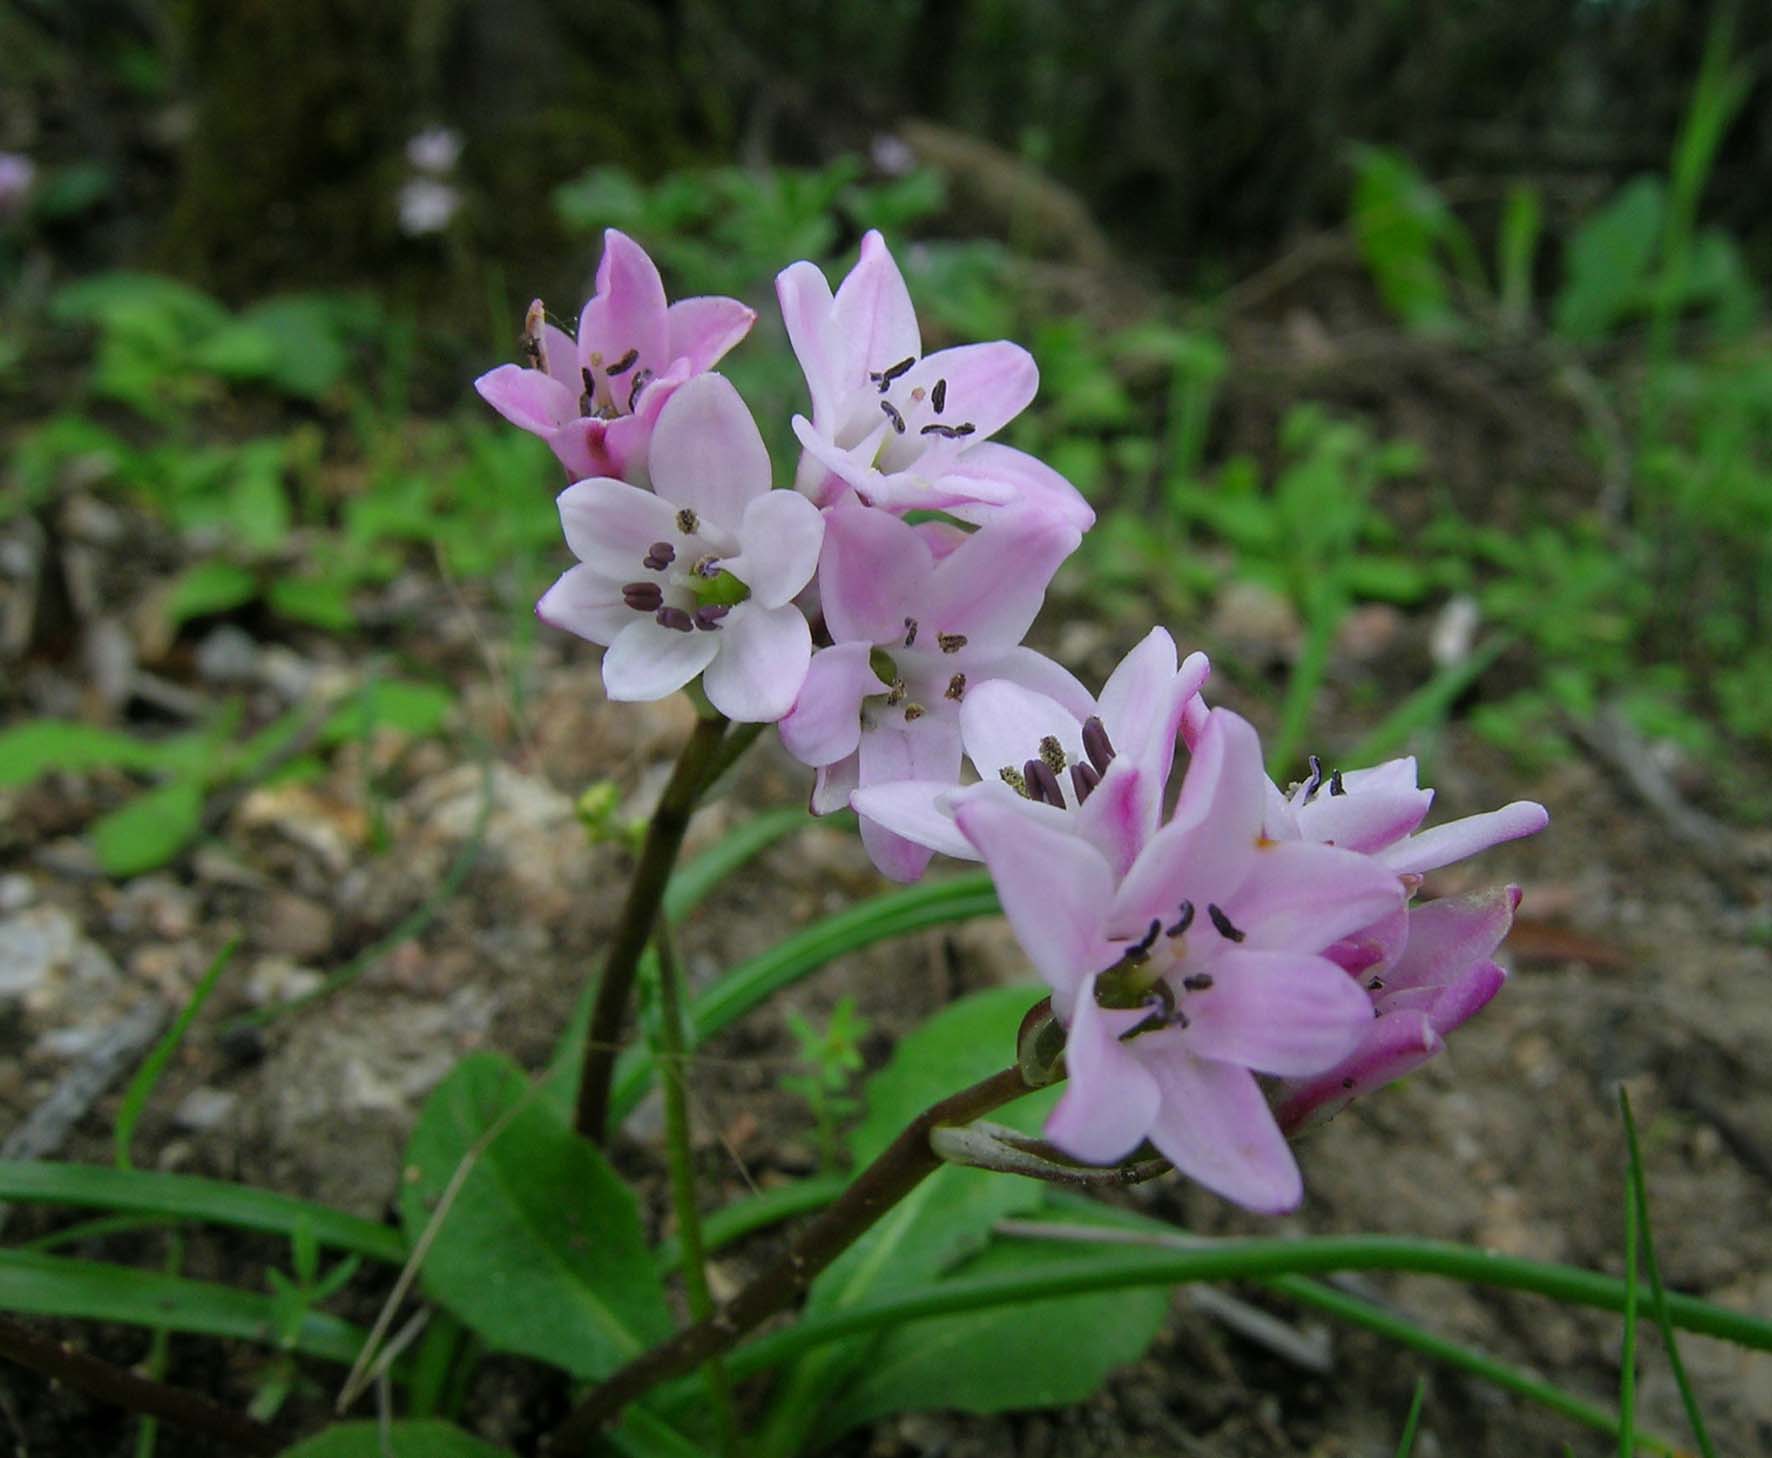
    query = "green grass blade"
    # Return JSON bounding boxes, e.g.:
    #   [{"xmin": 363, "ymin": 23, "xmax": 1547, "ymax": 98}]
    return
[
  {"xmin": 661, "ymin": 807, "xmax": 820, "ymax": 923},
  {"xmin": 1348, "ymin": 632, "xmax": 1513, "ymax": 763},
  {"xmin": 0, "ymin": 1161, "xmax": 405, "ymax": 1265},
  {"xmin": 115, "ymin": 938, "xmax": 239, "ymax": 1170},
  {"xmin": 1621, "ymin": 1088, "xmax": 1717, "ymax": 1458},
  {"xmin": 1275, "ymin": 1274, "xmax": 1682, "ymax": 1457},
  {"xmin": 609, "ymin": 873, "xmax": 1000, "ymax": 1124},
  {"xmin": 721, "ymin": 1234, "xmax": 1772, "ymax": 1380},
  {"xmin": 0, "ymin": 1249, "xmax": 367, "ymax": 1364},
  {"xmin": 1620, "ymin": 1107, "xmax": 1640, "ymax": 1458},
  {"xmin": 1392, "ymin": 1375, "xmax": 1427, "ymax": 1457}
]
